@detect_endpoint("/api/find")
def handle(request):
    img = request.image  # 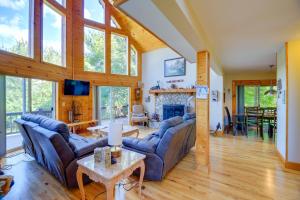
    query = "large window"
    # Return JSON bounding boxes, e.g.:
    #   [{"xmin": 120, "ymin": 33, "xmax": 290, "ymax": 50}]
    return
[
  {"xmin": 130, "ymin": 46, "xmax": 138, "ymax": 76},
  {"xmin": 84, "ymin": 26, "xmax": 105, "ymax": 73},
  {"xmin": 84, "ymin": 0, "xmax": 104, "ymax": 24},
  {"xmin": 0, "ymin": 0, "xmax": 33, "ymax": 57},
  {"xmin": 244, "ymin": 86, "xmax": 277, "ymax": 107},
  {"xmin": 111, "ymin": 34, "xmax": 128, "ymax": 75},
  {"xmin": 42, "ymin": 2, "xmax": 66, "ymax": 66}
]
